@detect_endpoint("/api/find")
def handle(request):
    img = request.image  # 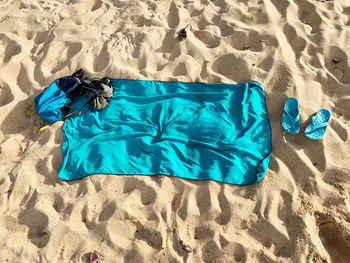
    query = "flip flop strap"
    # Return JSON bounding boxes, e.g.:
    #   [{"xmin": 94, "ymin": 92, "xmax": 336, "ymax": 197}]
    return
[
  {"xmin": 284, "ymin": 110, "xmax": 299, "ymax": 127},
  {"xmin": 305, "ymin": 119, "xmax": 329, "ymax": 134}
]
